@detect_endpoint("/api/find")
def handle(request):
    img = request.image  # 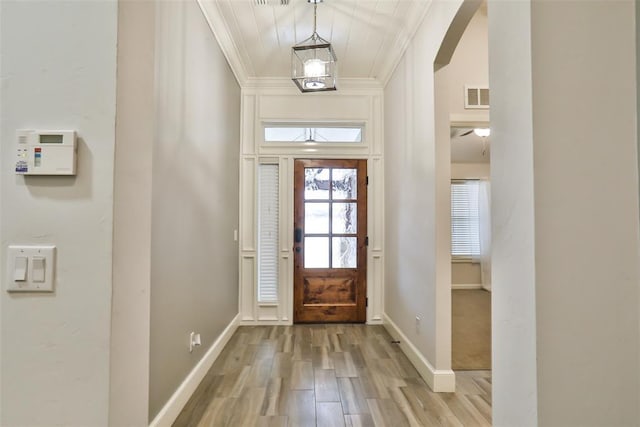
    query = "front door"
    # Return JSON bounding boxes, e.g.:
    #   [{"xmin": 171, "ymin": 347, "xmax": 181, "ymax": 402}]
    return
[{"xmin": 293, "ymin": 159, "xmax": 367, "ymax": 323}]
